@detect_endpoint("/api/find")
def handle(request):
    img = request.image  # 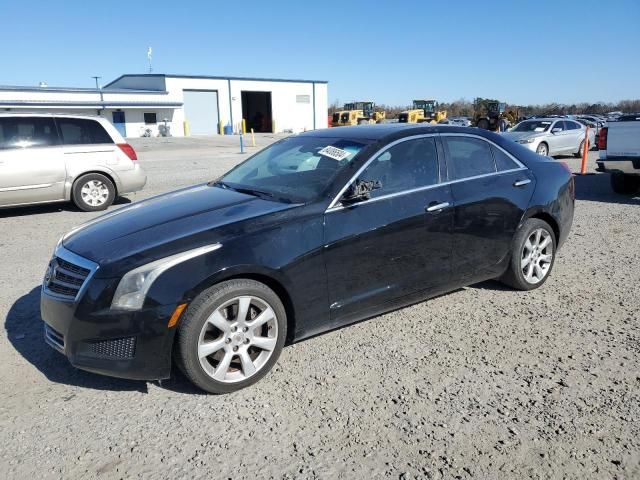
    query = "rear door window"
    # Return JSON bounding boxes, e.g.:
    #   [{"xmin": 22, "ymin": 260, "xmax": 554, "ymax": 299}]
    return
[
  {"xmin": 491, "ymin": 145, "xmax": 521, "ymax": 172},
  {"xmin": 0, "ymin": 117, "xmax": 59, "ymax": 150},
  {"xmin": 55, "ymin": 118, "xmax": 114, "ymax": 145},
  {"xmin": 444, "ymin": 136, "xmax": 496, "ymax": 180}
]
